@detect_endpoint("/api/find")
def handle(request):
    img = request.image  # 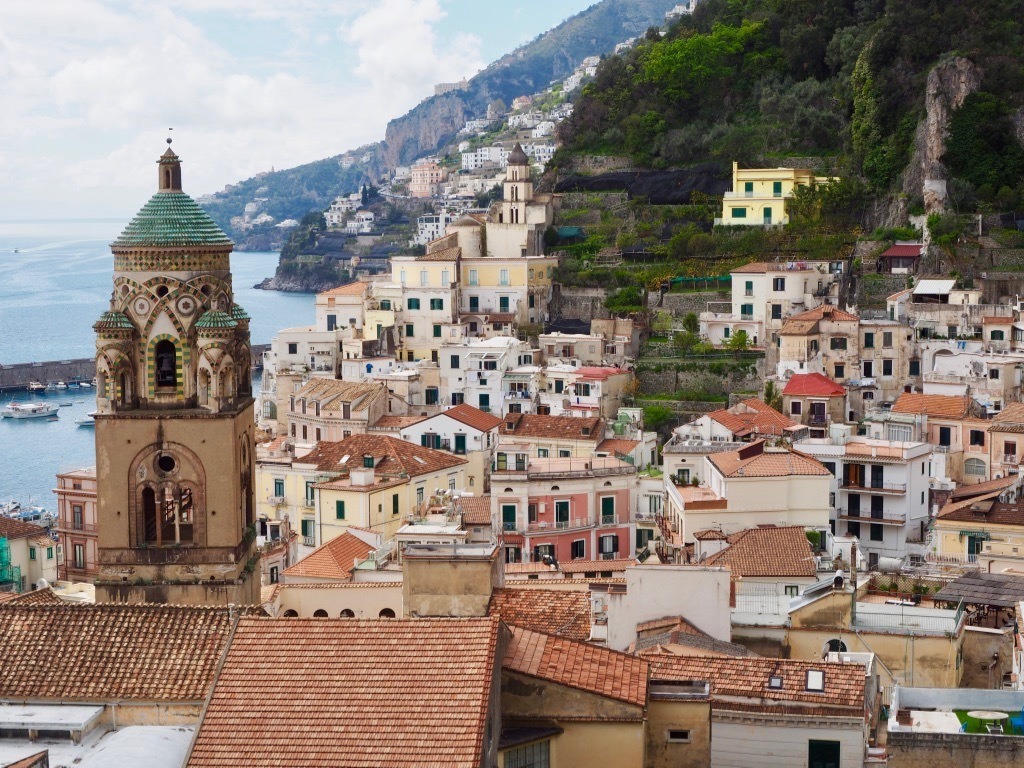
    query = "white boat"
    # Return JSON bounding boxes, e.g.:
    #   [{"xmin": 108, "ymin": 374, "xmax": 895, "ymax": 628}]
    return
[
  {"xmin": 1, "ymin": 402, "xmax": 59, "ymax": 419},
  {"xmin": 26, "ymin": 381, "xmax": 45, "ymax": 391},
  {"xmin": 76, "ymin": 412, "xmax": 97, "ymax": 428},
  {"xmin": 44, "ymin": 380, "xmax": 67, "ymax": 392},
  {"xmin": 0, "ymin": 500, "xmax": 20, "ymax": 515},
  {"xmin": 78, "ymin": 381, "xmax": 92, "ymax": 389},
  {"xmin": 13, "ymin": 505, "xmax": 56, "ymax": 526}
]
